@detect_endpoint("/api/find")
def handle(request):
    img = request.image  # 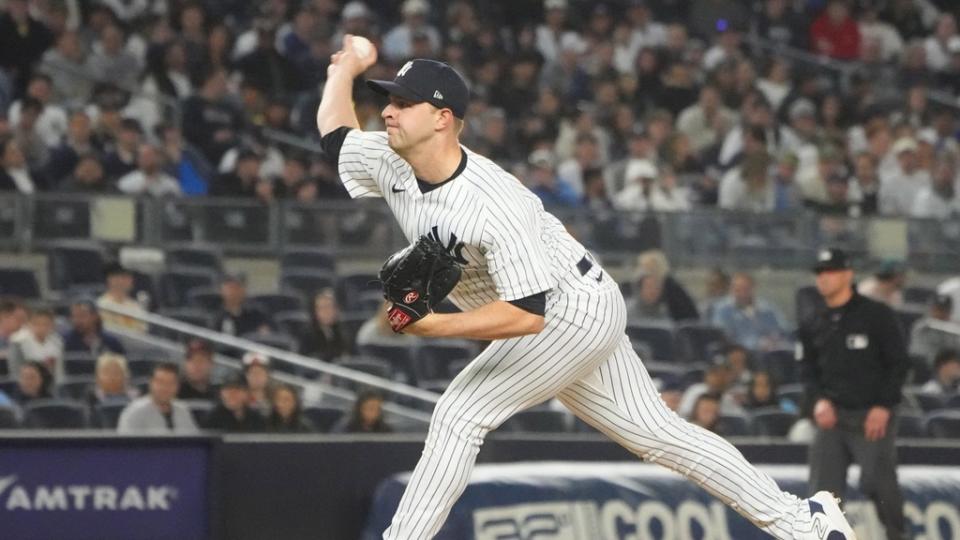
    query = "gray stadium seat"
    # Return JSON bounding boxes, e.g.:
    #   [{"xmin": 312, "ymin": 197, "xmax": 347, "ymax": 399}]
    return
[
  {"xmin": 57, "ymin": 376, "xmax": 95, "ymax": 400},
  {"xmin": 716, "ymin": 412, "xmax": 751, "ymax": 437},
  {"xmin": 897, "ymin": 412, "xmax": 927, "ymax": 439},
  {"xmin": 675, "ymin": 323, "xmax": 728, "ymax": 363},
  {"xmin": 925, "ymin": 410, "xmax": 960, "ymax": 438},
  {"xmin": 0, "ymin": 405, "xmax": 18, "ymax": 428},
  {"xmin": 281, "ymin": 249, "xmax": 336, "ymax": 273},
  {"xmin": 158, "ymin": 266, "xmax": 219, "ymax": 308},
  {"xmin": 23, "ymin": 399, "xmax": 87, "ymax": 429},
  {"xmin": 500, "ymin": 410, "xmax": 571, "ymax": 433},
  {"xmin": 625, "ymin": 322, "xmax": 675, "ymax": 362},
  {"xmin": 94, "ymin": 402, "xmax": 129, "ymax": 429},
  {"xmin": 280, "ymin": 269, "xmax": 337, "ymax": 298},
  {"xmin": 47, "ymin": 243, "xmax": 105, "ymax": 291},
  {"xmin": 166, "ymin": 247, "xmax": 224, "ymax": 275},
  {"xmin": 750, "ymin": 408, "xmax": 798, "ymax": 437},
  {"xmin": 187, "ymin": 287, "xmax": 224, "ymax": 312},
  {"xmin": 0, "ymin": 268, "xmax": 41, "ymax": 298},
  {"xmin": 302, "ymin": 406, "xmax": 345, "ymax": 432},
  {"xmin": 251, "ymin": 292, "xmax": 306, "ymax": 315}
]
